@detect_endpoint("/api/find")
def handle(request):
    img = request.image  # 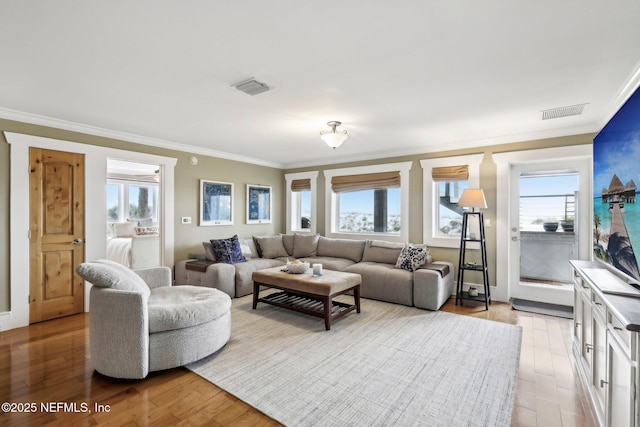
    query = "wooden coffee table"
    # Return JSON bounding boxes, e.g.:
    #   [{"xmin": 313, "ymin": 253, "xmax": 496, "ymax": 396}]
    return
[{"xmin": 252, "ymin": 267, "xmax": 361, "ymax": 330}]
